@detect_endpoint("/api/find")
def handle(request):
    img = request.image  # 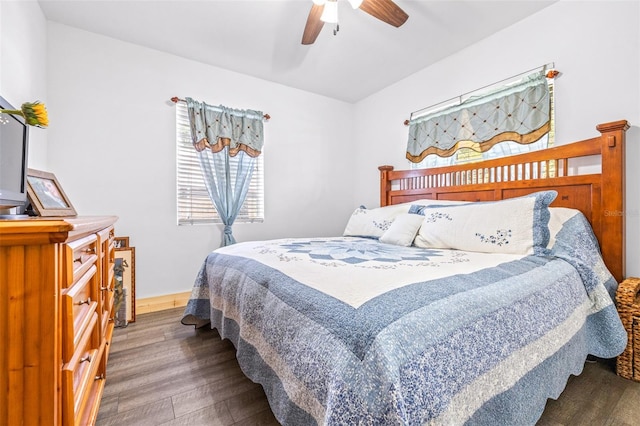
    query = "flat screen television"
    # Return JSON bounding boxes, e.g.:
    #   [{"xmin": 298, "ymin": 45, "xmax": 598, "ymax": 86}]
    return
[{"xmin": 0, "ymin": 95, "xmax": 29, "ymax": 215}]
